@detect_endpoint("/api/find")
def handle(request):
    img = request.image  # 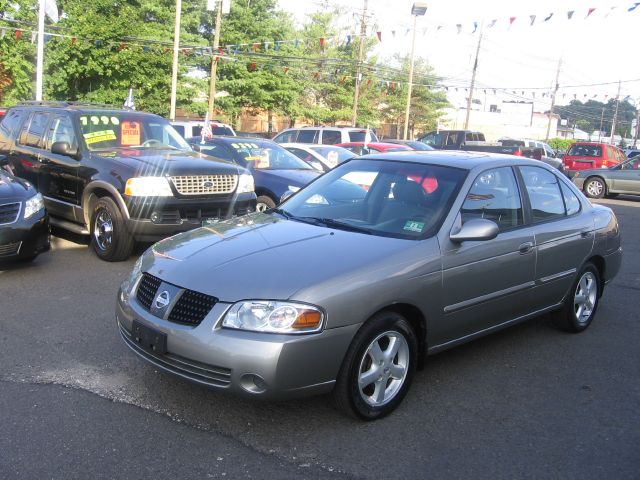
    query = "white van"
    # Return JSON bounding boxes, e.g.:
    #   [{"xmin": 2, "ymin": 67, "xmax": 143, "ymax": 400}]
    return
[{"xmin": 171, "ymin": 120, "xmax": 236, "ymax": 139}]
